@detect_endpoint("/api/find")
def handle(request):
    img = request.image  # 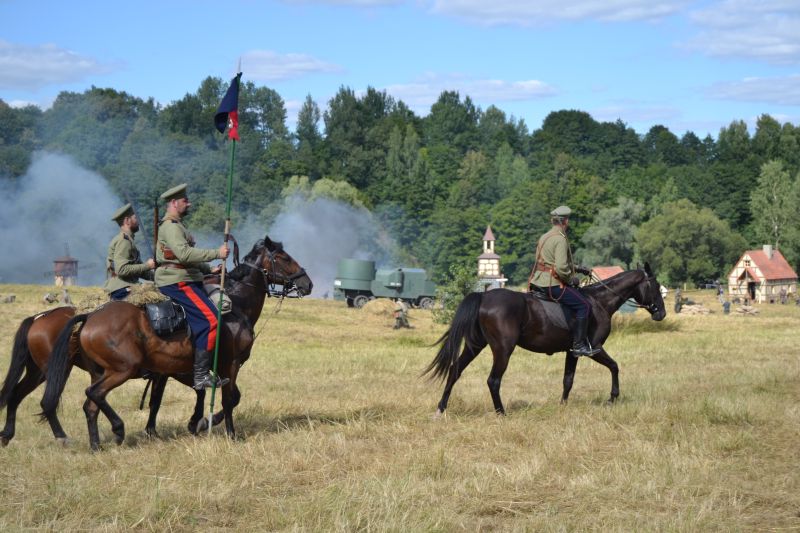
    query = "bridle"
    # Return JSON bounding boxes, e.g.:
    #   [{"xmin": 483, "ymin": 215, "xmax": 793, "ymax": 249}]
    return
[
  {"xmin": 239, "ymin": 245, "xmax": 307, "ymax": 299},
  {"xmin": 592, "ymin": 269, "xmax": 662, "ymax": 316}
]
